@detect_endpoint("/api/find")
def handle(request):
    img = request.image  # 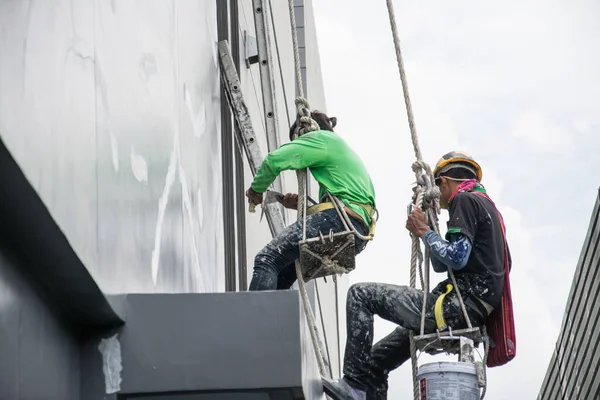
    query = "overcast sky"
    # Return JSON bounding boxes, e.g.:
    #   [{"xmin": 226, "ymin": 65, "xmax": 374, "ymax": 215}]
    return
[{"xmin": 312, "ymin": 1, "xmax": 600, "ymax": 398}]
